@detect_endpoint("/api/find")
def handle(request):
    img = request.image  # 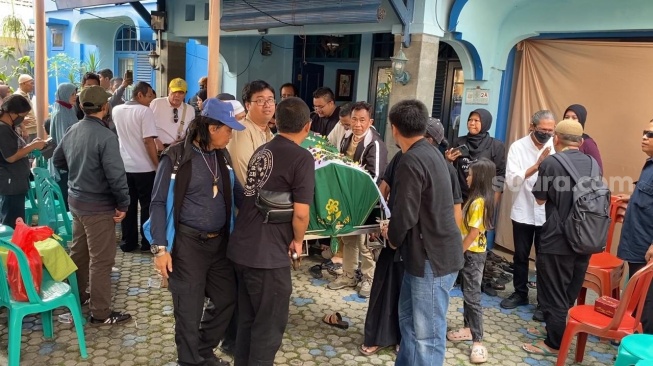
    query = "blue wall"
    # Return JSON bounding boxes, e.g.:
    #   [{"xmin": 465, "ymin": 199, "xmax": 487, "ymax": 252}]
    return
[{"xmin": 185, "ymin": 40, "xmax": 208, "ymax": 101}]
